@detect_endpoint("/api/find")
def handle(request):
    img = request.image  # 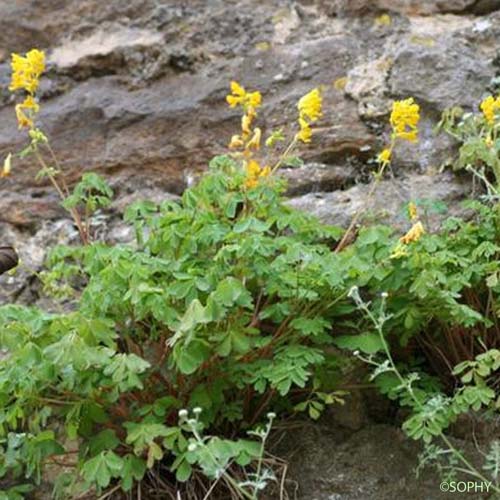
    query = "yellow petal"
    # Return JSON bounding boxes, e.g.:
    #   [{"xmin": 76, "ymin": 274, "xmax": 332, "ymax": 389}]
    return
[
  {"xmin": 246, "ymin": 159, "xmax": 261, "ymax": 177},
  {"xmin": 15, "ymin": 104, "xmax": 33, "ymax": 129},
  {"xmin": 298, "ymin": 88, "xmax": 322, "ymax": 122},
  {"xmin": 377, "ymin": 148, "xmax": 391, "ymax": 164},
  {"xmin": 259, "ymin": 165, "xmax": 271, "ymax": 177},
  {"xmin": 247, "ymin": 91, "xmax": 262, "ymax": 108},
  {"xmin": 246, "ymin": 128, "xmax": 261, "ymax": 150},
  {"xmin": 230, "ymin": 81, "xmax": 245, "ymax": 96},
  {"xmin": 241, "ymin": 114, "xmax": 253, "ymax": 136},
  {"xmin": 228, "ymin": 135, "xmax": 244, "ymax": 149},
  {"xmin": 1, "ymin": 153, "xmax": 12, "ymax": 178},
  {"xmin": 400, "ymin": 221, "xmax": 425, "ymax": 244},
  {"xmin": 296, "ymin": 118, "xmax": 312, "ymax": 143}
]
